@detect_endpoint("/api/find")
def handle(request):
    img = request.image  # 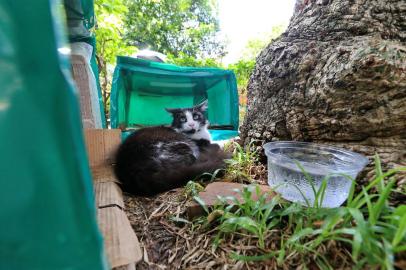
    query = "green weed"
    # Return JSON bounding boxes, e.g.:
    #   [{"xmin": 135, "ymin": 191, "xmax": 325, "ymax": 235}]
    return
[
  {"xmin": 194, "ymin": 155, "xmax": 406, "ymax": 269},
  {"xmin": 183, "ymin": 180, "xmax": 205, "ymax": 198},
  {"xmin": 223, "ymin": 141, "xmax": 261, "ymax": 183}
]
